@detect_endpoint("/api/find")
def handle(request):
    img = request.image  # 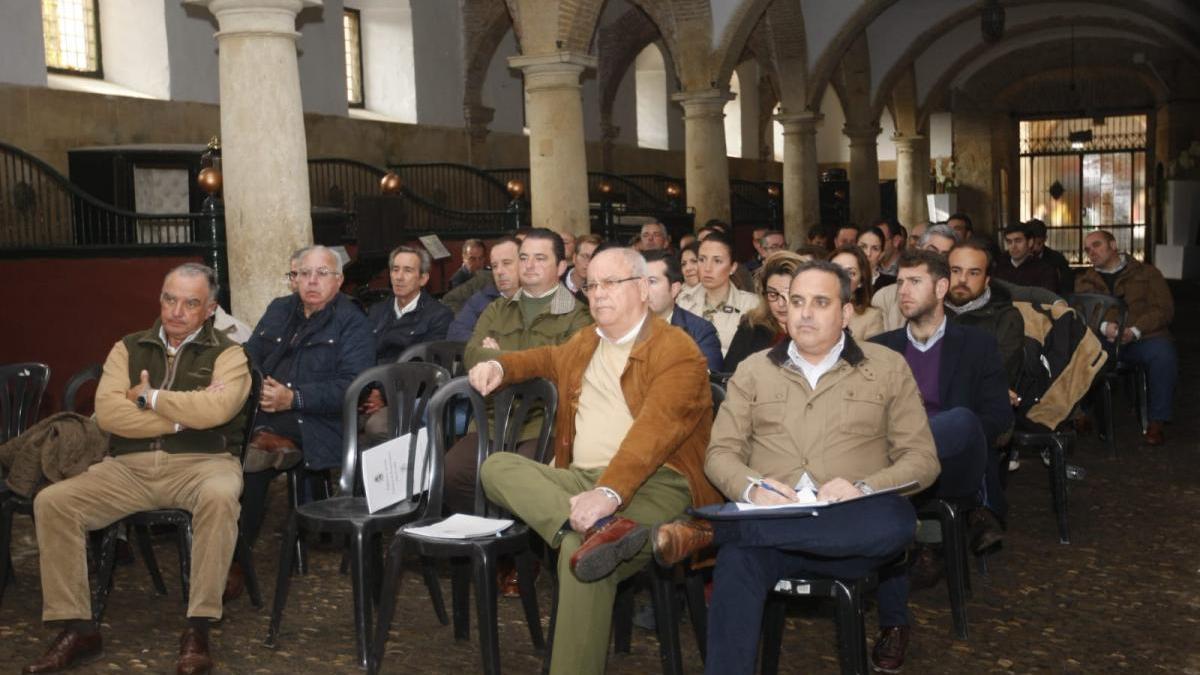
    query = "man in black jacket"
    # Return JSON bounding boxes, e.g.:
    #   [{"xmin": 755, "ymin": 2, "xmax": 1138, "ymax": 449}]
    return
[{"xmin": 945, "ymin": 239, "xmax": 1026, "ymax": 391}]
